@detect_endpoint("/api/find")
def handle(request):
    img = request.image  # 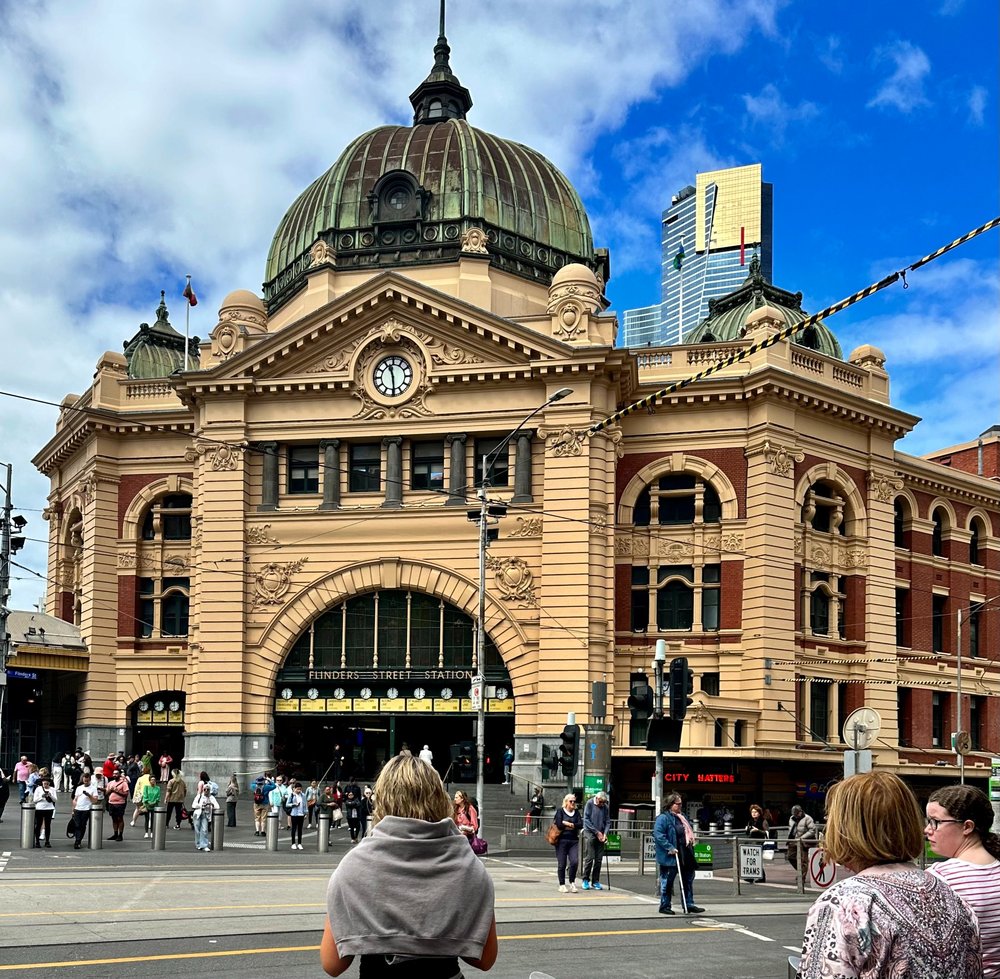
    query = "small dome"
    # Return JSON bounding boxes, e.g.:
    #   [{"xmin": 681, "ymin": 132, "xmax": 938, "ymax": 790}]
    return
[
  {"xmin": 684, "ymin": 253, "xmax": 842, "ymax": 360},
  {"xmin": 123, "ymin": 293, "xmax": 199, "ymax": 378},
  {"xmin": 848, "ymin": 344, "xmax": 886, "ymax": 369},
  {"xmin": 551, "ymin": 263, "xmax": 600, "ymax": 288},
  {"xmin": 220, "ymin": 289, "xmax": 265, "ymax": 313}
]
